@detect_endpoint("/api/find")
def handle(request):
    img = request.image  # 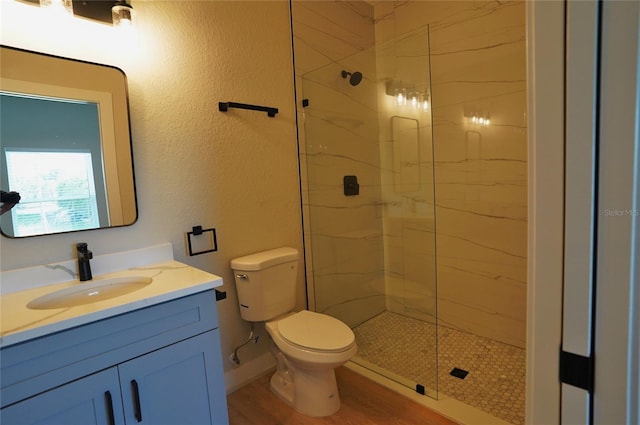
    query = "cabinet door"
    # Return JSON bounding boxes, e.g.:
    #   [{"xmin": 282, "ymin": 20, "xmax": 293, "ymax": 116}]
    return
[
  {"xmin": 0, "ymin": 367, "xmax": 124, "ymax": 425},
  {"xmin": 119, "ymin": 330, "xmax": 228, "ymax": 425}
]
